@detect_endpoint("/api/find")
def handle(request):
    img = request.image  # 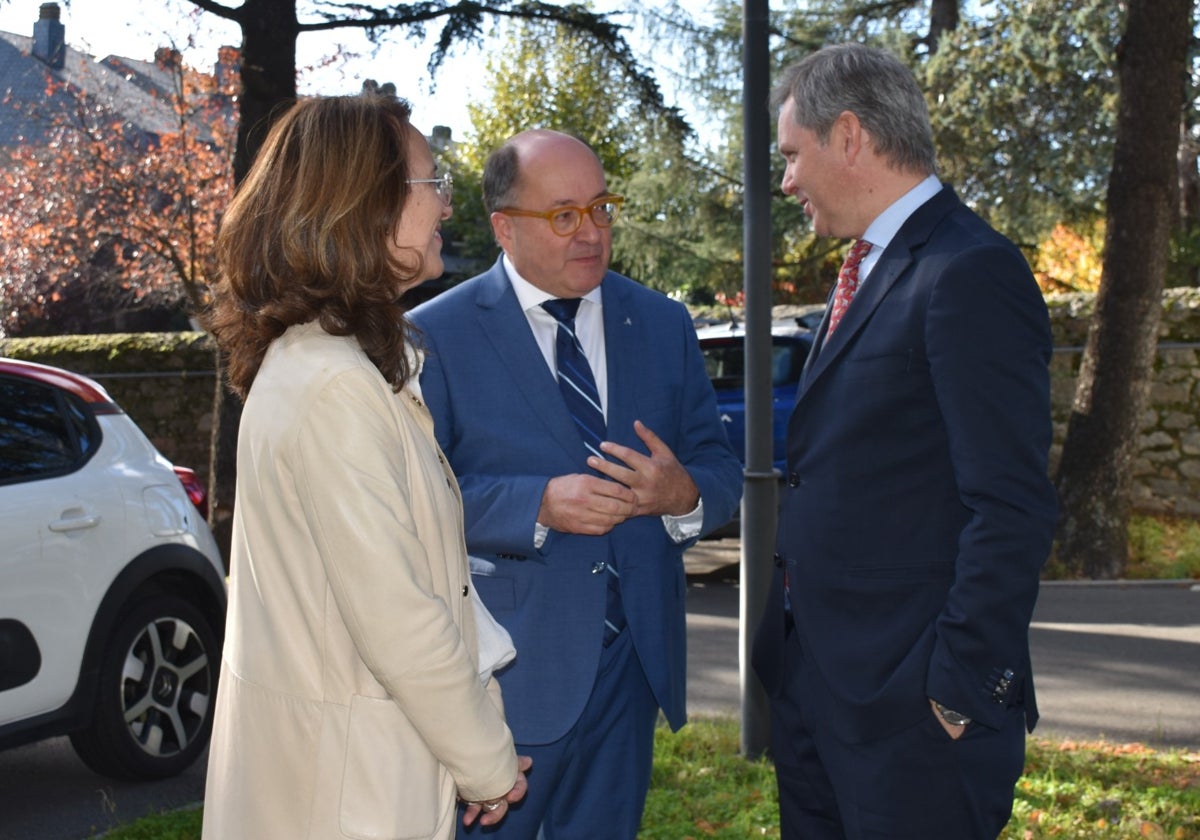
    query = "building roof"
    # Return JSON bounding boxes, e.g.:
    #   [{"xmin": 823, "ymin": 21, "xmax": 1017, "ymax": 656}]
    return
[
  {"xmin": 0, "ymin": 4, "xmax": 228, "ymax": 150},
  {"xmin": 0, "ymin": 31, "xmax": 183, "ymax": 146}
]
